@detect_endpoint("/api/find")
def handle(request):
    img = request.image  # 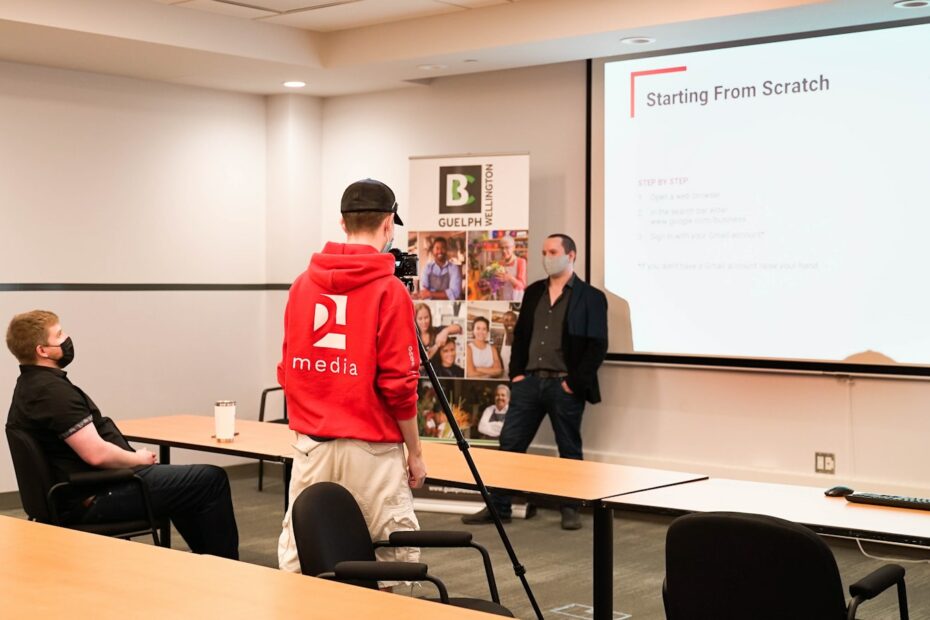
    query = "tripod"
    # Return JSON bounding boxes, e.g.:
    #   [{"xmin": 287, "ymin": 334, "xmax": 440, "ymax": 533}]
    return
[{"xmin": 417, "ymin": 333, "xmax": 544, "ymax": 620}]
